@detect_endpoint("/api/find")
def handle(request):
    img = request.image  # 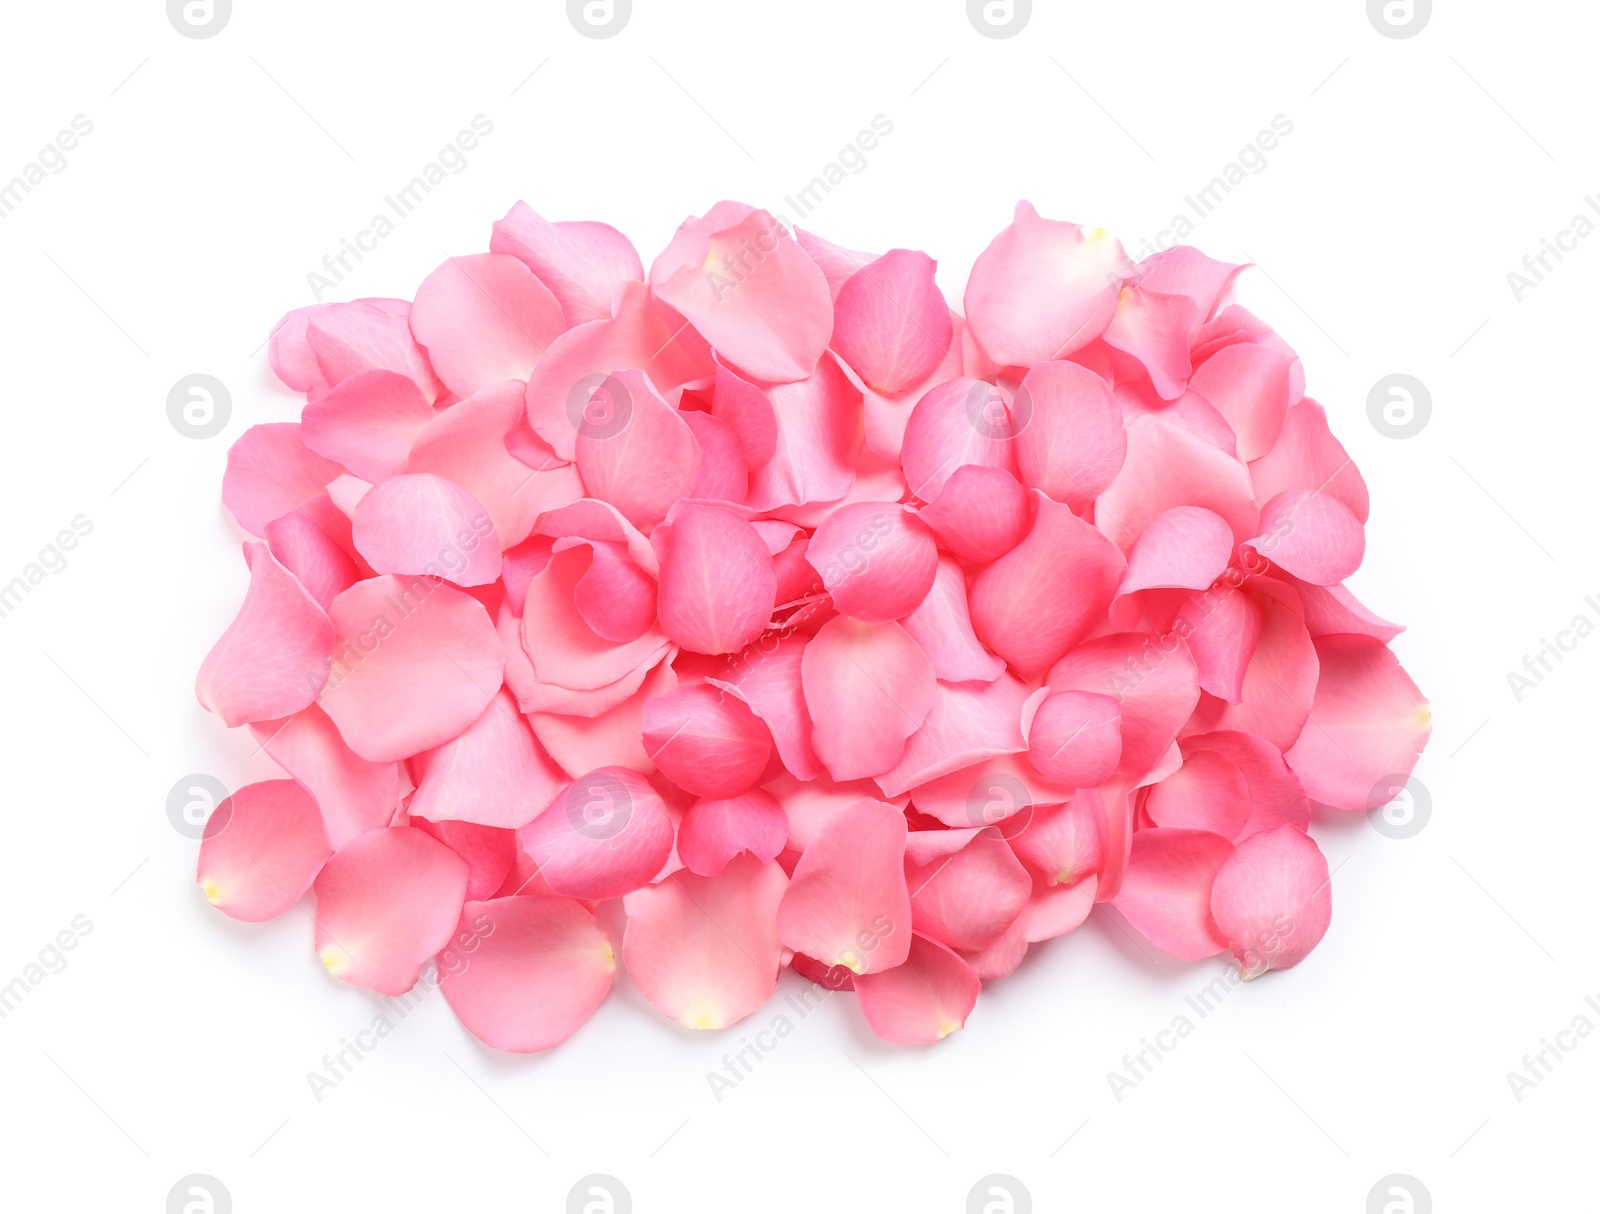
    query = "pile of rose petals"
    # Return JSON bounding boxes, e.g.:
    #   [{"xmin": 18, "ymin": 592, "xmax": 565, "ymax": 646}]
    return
[{"xmin": 194, "ymin": 200, "xmax": 1429, "ymax": 1049}]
